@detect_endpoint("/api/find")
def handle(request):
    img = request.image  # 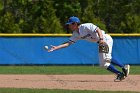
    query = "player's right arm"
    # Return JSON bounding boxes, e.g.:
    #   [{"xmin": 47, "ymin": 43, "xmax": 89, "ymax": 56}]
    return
[
  {"xmin": 48, "ymin": 32, "xmax": 79, "ymax": 52},
  {"xmin": 48, "ymin": 40, "xmax": 74, "ymax": 52}
]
